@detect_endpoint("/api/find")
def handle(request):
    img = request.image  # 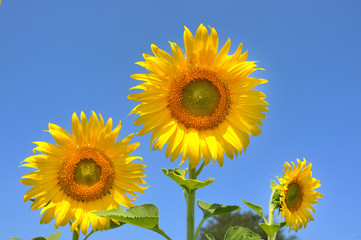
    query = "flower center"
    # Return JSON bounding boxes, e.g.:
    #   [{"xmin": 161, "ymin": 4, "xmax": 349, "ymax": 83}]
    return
[
  {"xmin": 58, "ymin": 147, "xmax": 114, "ymax": 202},
  {"xmin": 181, "ymin": 79, "xmax": 221, "ymax": 117},
  {"xmin": 168, "ymin": 68, "xmax": 231, "ymax": 130},
  {"xmin": 74, "ymin": 158, "xmax": 102, "ymax": 186},
  {"xmin": 285, "ymin": 182, "xmax": 303, "ymax": 211}
]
